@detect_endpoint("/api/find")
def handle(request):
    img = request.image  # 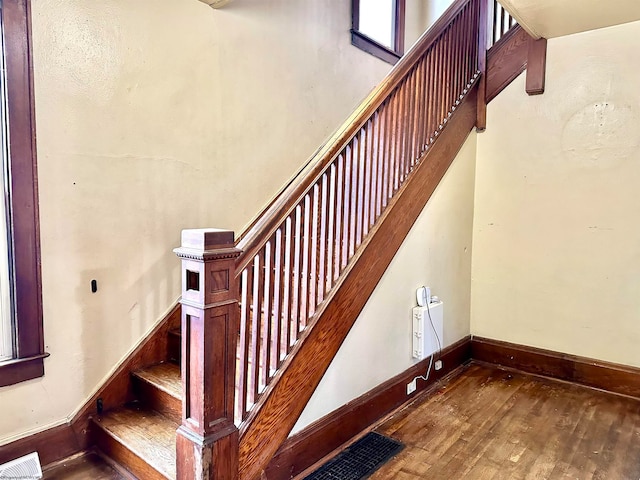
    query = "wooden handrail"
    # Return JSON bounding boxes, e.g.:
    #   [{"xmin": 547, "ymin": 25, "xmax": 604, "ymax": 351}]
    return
[{"xmin": 235, "ymin": 0, "xmax": 475, "ymax": 273}]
